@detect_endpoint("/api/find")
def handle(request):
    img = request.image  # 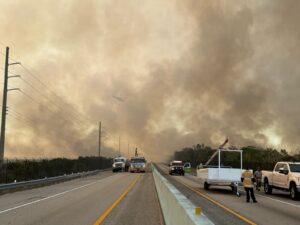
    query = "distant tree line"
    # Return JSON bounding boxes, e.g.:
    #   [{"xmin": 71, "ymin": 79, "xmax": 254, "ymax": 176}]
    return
[
  {"xmin": 173, "ymin": 144, "xmax": 300, "ymax": 170},
  {"xmin": 0, "ymin": 156, "xmax": 112, "ymax": 184}
]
